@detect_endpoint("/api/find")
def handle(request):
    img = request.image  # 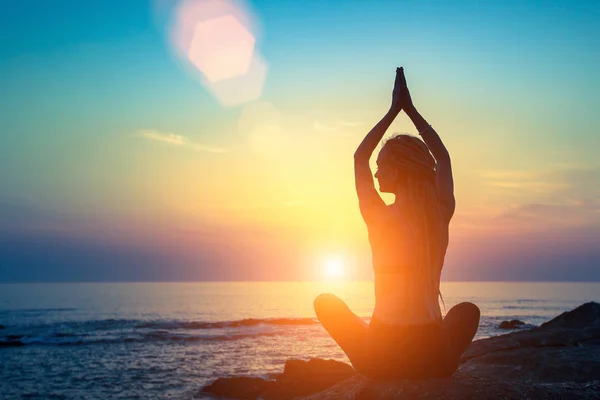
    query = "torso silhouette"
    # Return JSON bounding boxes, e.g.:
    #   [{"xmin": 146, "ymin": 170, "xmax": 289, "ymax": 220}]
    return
[{"xmin": 367, "ymin": 203, "xmax": 449, "ymax": 325}]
